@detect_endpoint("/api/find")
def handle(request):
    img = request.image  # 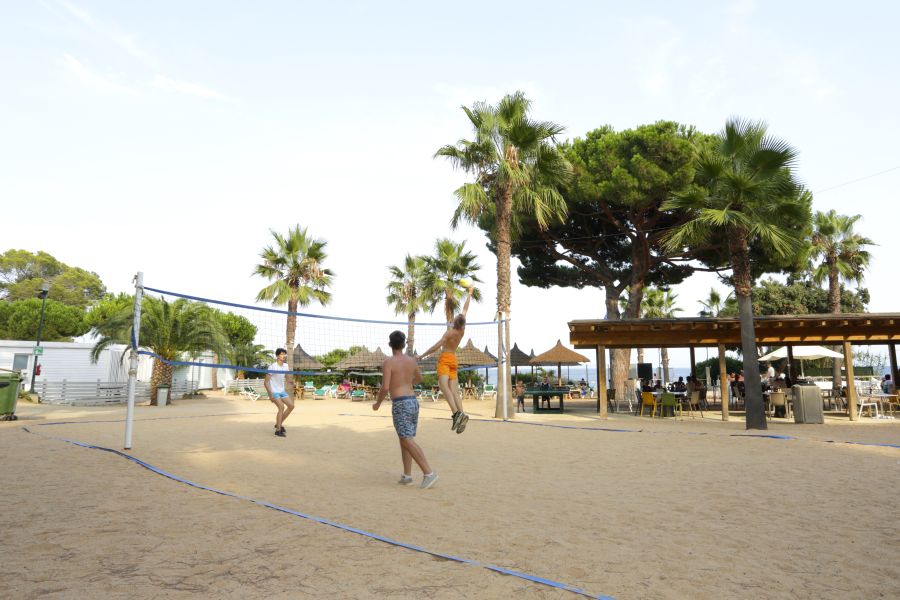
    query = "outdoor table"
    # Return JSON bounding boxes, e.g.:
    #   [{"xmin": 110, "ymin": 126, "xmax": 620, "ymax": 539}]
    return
[
  {"xmin": 652, "ymin": 390, "xmax": 686, "ymax": 417},
  {"xmin": 526, "ymin": 388, "xmax": 567, "ymax": 413},
  {"xmin": 869, "ymin": 393, "xmax": 898, "ymax": 418}
]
